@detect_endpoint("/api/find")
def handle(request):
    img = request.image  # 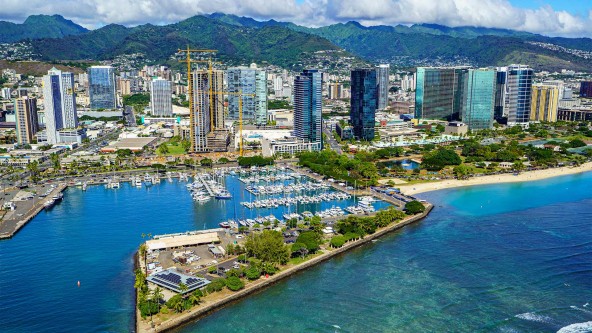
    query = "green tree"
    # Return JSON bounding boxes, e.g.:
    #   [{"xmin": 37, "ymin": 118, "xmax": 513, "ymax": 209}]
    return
[
  {"xmin": 225, "ymin": 276, "xmax": 245, "ymax": 291},
  {"xmin": 404, "ymin": 201, "xmax": 426, "ymax": 215},
  {"xmin": 200, "ymin": 158, "xmax": 213, "ymax": 167},
  {"xmin": 157, "ymin": 144, "xmax": 169, "ymax": 155},
  {"xmin": 244, "ymin": 230, "xmax": 290, "ymax": 265},
  {"xmin": 330, "ymin": 235, "xmax": 346, "ymax": 248},
  {"xmin": 26, "ymin": 160, "xmax": 40, "ymax": 183},
  {"xmin": 512, "ymin": 160, "xmax": 525, "ymax": 173},
  {"xmin": 188, "ymin": 290, "xmax": 201, "ymax": 306},
  {"xmin": 151, "ymin": 287, "xmax": 163, "ymax": 313},
  {"xmin": 50, "ymin": 153, "xmax": 61, "ymax": 171},
  {"xmin": 453, "ymin": 165, "xmax": 472, "ymax": 180},
  {"xmin": 245, "ymin": 265, "xmax": 261, "ymax": 280}
]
